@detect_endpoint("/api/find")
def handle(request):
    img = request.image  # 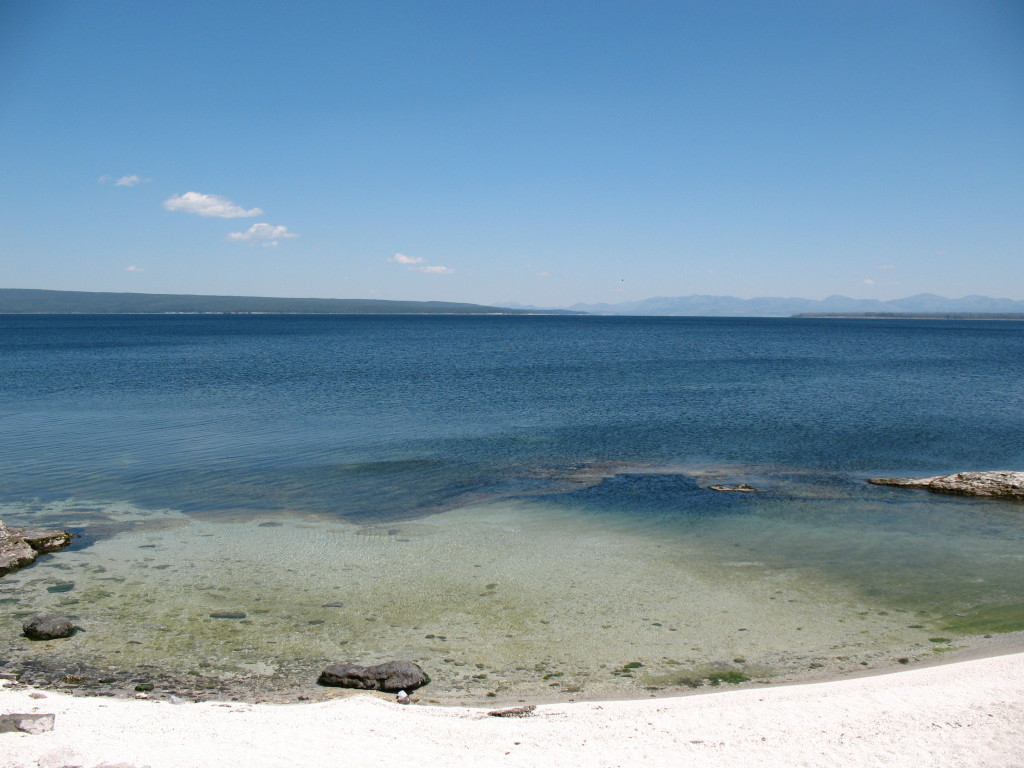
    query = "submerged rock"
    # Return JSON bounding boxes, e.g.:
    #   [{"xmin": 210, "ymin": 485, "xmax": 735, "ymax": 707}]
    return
[
  {"xmin": 23, "ymin": 613, "xmax": 77, "ymax": 640},
  {"xmin": 868, "ymin": 471, "xmax": 1024, "ymax": 500},
  {"xmin": 0, "ymin": 520, "xmax": 73, "ymax": 577},
  {"xmin": 317, "ymin": 660, "xmax": 430, "ymax": 692}
]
